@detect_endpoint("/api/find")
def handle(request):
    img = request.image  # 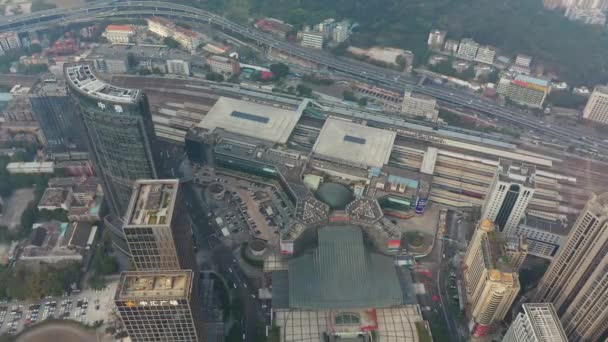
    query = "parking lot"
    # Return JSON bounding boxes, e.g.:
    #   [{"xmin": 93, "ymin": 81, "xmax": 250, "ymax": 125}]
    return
[
  {"xmin": 0, "ymin": 281, "xmax": 118, "ymax": 336},
  {"xmin": 207, "ymin": 174, "xmax": 294, "ymax": 249}
]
